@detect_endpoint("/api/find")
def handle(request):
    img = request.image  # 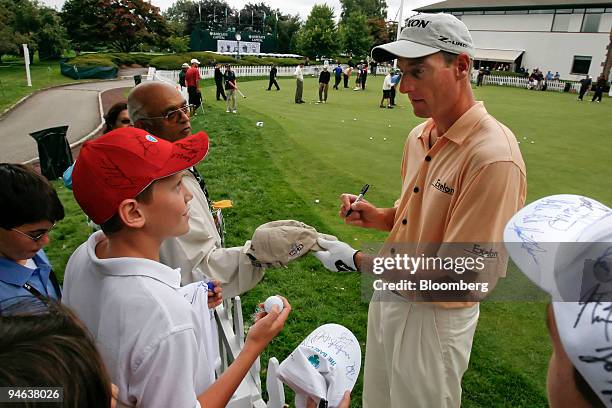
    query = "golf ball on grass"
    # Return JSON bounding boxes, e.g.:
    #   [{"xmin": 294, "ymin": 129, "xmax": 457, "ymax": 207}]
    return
[
  {"xmin": 369, "ymin": 137, "xmax": 373, "ymax": 140},
  {"xmin": 531, "ymin": 141, "xmax": 535, "ymax": 144},
  {"xmin": 383, "ymin": 137, "xmax": 387, "ymax": 141},
  {"xmin": 315, "ymin": 199, "xmax": 320, "ymax": 203},
  {"xmin": 264, "ymin": 296, "xmax": 284, "ymax": 313}
]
